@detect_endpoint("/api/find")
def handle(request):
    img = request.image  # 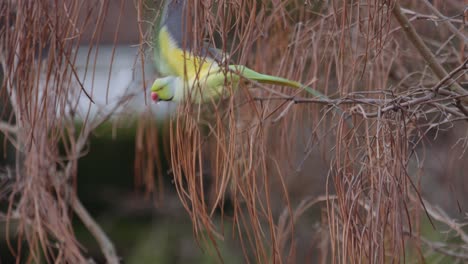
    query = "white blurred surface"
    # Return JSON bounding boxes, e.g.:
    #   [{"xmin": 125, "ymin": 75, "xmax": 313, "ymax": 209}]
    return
[{"xmin": 71, "ymin": 45, "xmax": 175, "ymax": 122}]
